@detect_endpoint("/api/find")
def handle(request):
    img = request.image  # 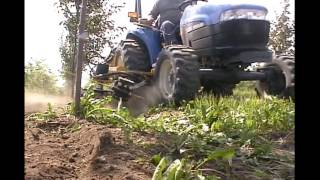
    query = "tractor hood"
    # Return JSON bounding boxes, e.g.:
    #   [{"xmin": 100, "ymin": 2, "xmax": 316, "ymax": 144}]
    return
[{"xmin": 180, "ymin": 1, "xmax": 268, "ymax": 27}]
